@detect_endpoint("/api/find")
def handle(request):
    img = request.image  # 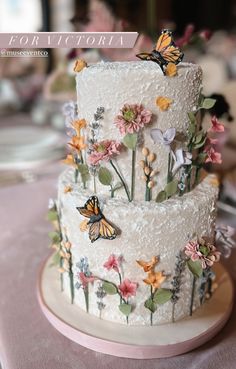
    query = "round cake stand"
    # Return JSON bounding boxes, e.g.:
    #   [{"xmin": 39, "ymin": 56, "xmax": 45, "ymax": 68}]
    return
[{"xmin": 37, "ymin": 255, "xmax": 234, "ymax": 359}]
